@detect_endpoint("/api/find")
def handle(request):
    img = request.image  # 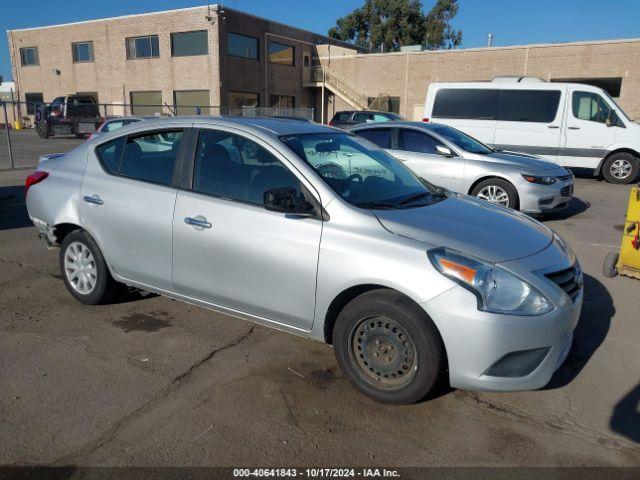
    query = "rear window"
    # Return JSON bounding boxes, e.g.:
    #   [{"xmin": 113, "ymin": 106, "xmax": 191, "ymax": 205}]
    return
[
  {"xmin": 357, "ymin": 128, "xmax": 392, "ymax": 149},
  {"xmin": 432, "ymin": 89, "xmax": 498, "ymax": 120},
  {"xmin": 498, "ymin": 90, "xmax": 561, "ymax": 123}
]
